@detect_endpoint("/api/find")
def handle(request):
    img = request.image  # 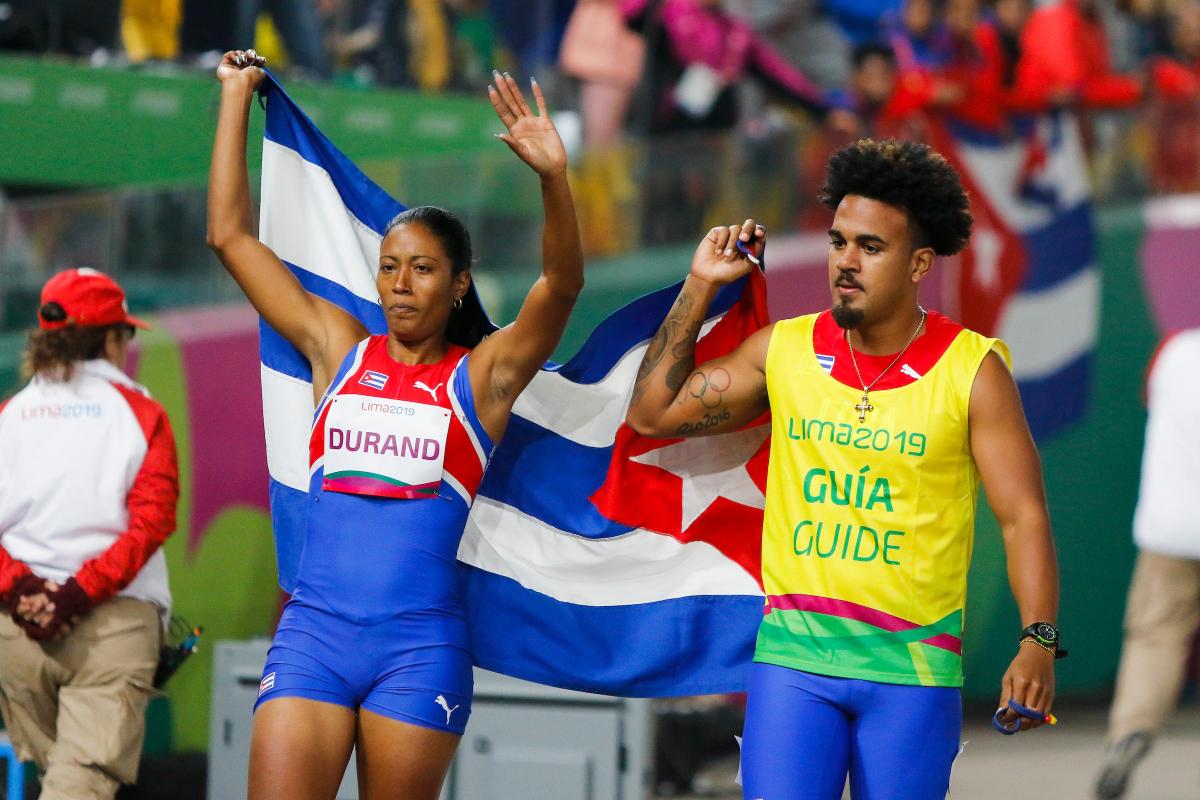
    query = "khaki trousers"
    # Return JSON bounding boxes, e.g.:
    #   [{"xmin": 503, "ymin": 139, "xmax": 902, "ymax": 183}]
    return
[
  {"xmin": 1106, "ymin": 550, "xmax": 1200, "ymax": 743},
  {"xmin": 0, "ymin": 597, "xmax": 160, "ymax": 800}
]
